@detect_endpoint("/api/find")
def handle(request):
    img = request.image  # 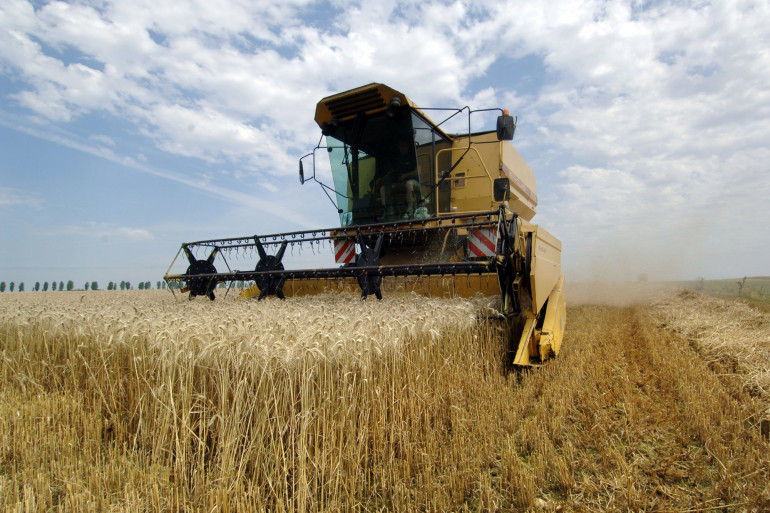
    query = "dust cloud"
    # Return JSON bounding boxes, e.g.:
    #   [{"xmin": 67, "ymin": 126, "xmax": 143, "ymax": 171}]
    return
[{"xmin": 566, "ymin": 280, "xmax": 676, "ymax": 306}]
